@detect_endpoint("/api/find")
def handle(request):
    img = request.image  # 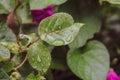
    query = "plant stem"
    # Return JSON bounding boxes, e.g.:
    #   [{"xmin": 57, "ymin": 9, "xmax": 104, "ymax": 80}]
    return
[
  {"xmin": 14, "ymin": 0, "xmax": 20, "ymax": 12},
  {"xmin": 14, "ymin": 53, "xmax": 28, "ymax": 71},
  {"xmin": 27, "ymin": 37, "xmax": 40, "ymax": 47}
]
